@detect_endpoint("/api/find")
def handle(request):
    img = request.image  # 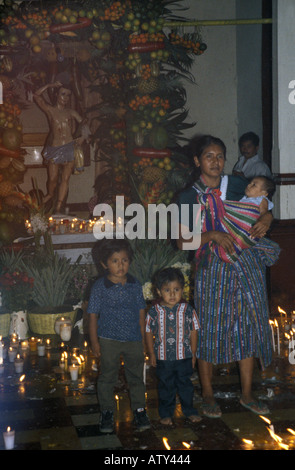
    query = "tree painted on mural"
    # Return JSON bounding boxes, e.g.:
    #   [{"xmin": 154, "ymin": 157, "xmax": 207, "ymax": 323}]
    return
[{"xmin": 0, "ymin": 0, "xmax": 206, "ymax": 244}]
